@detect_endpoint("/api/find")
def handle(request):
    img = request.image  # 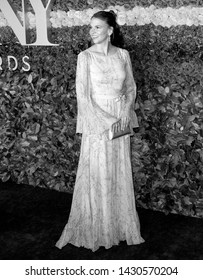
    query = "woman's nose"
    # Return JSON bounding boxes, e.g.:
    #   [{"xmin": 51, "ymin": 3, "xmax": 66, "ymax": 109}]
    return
[{"xmin": 90, "ymin": 28, "xmax": 95, "ymax": 35}]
